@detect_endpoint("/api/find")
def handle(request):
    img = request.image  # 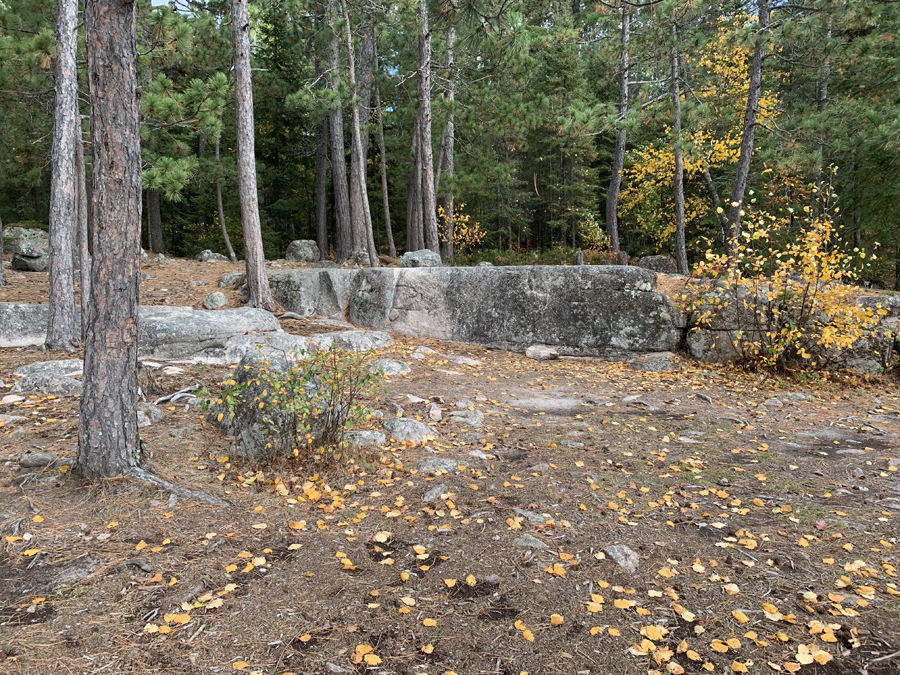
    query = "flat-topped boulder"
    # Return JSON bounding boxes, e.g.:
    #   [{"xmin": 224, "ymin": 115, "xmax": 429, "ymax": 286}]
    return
[{"xmin": 268, "ymin": 268, "xmax": 357, "ymax": 319}]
